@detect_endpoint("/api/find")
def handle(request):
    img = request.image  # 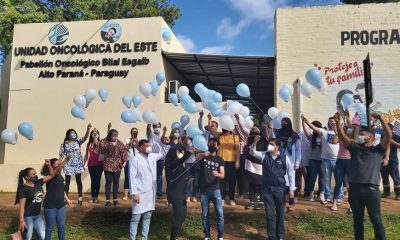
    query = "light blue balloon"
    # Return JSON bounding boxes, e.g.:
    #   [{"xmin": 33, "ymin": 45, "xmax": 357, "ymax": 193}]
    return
[
  {"xmin": 211, "ymin": 108, "xmax": 222, "ymax": 117},
  {"xmin": 341, "ymin": 93, "xmax": 354, "ymax": 110},
  {"xmin": 132, "ymin": 95, "xmax": 141, "ymax": 108},
  {"xmin": 121, "ymin": 111, "xmax": 136, "ymax": 123},
  {"xmin": 98, "ymin": 88, "xmax": 109, "ymax": 102},
  {"xmin": 180, "ymin": 115, "xmax": 190, "ymax": 127},
  {"xmin": 236, "ymin": 83, "xmax": 250, "ymax": 98},
  {"xmin": 194, "ymin": 83, "xmax": 205, "ymax": 94},
  {"xmin": 193, "ymin": 135, "xmax": 208, "ymax": 152},
  {"xmin": 186, "ymin": 103, "xmax": 201, "ymax": 114},
  {"xmin": 279, "ymin": 87, "xmax": 291, "ymax": 103},
  {"xmin": 18, "ymin": 122, "xmax": 33, "ymax": 140},
  {"xmin": 353, "ymin": 103, "xmax": 366, "ymax": 115},
  {"xmin": 198, "ymin": 88, "xmax": 209, "ymax": 100},
  {"xmin": 207, "ymin": 90, "xmax": 216, "ymax": 100},
  {"xmin": 168, "ymin": 93, "xmax": 179, "ymax": 106},
  {"xmin": 122, "ymin": 96, "xmax": 132, "ymax": 108},
  {"xmin": 156, "ymin": 72, "xmax": 166, "ymax": 85},
  {"xmin": 206, "ymin": 101, "xmax": 218, "ymax": 112},
  {"xmin": 150, "ymin": 80, "xmax": 160, "ymax": 96},
  {"xmin": 187, "ymin": 125, "xmax": 203, "ymax": 138},
  {"xmin": 305, "ymin": 68, "xmax": 323, "ymax": 90},
  {"xmin": 271, "ymin": 119, "xmax": 281, "ymax": 129},
  {"xmin": 71, "ymin": 106, "xmax": 85, "ymax": 120},
  {"xmin": 212, "ymin": 92, "xmax": 223, "ymax": 103},
  {"xmin": 180, "ymin": 95, "xmax": 192, "ymax": 104},
  {"xmin": 171, "ymin": 122, "xmax": 181, "ymax": 130},
  {"xmin": 161, "ymin": 28, "xmax": 171, "ymax": 44}
]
